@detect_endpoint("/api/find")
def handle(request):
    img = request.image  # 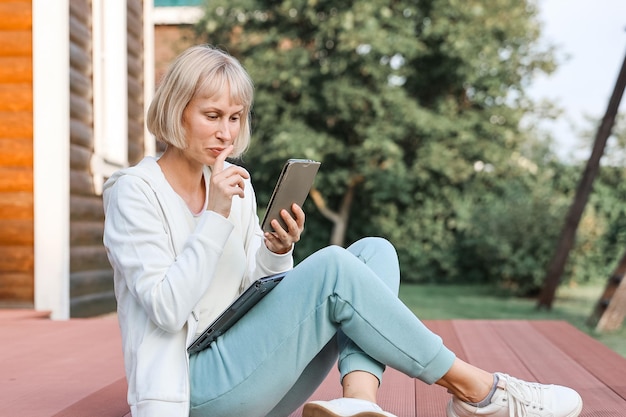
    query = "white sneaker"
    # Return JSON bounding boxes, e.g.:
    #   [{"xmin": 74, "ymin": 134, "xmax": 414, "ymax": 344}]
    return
[
  {"xmin": 303, "ymin": 398, "xmax": 398, "ymax": 417},
  {"xmin": 447, "ymin": 373, "xmax": 583, "ymax": 417}
]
